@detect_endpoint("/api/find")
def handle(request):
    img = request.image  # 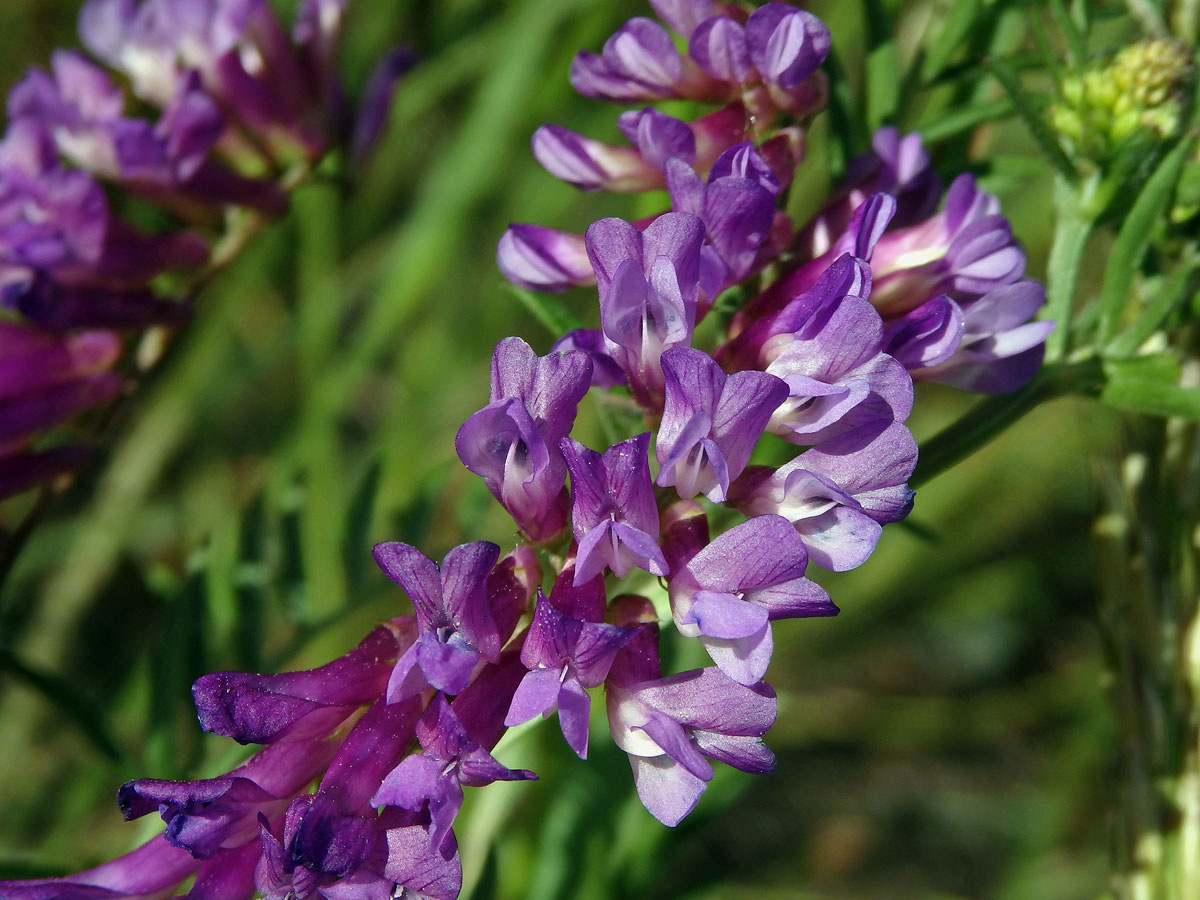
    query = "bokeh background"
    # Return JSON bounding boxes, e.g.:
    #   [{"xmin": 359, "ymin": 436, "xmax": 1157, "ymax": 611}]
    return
[{"xmin": 0, "ymin": 1, "xmax": 1136, "ymax": 897}]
